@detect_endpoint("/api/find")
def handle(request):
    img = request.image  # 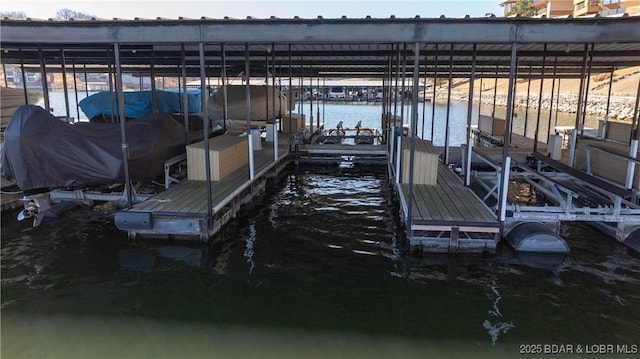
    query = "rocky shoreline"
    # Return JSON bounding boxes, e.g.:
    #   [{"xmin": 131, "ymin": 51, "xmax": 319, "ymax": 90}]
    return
[{"xmin": 434, "ymin": 90, "xmax": 637, "ymax": 122}]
